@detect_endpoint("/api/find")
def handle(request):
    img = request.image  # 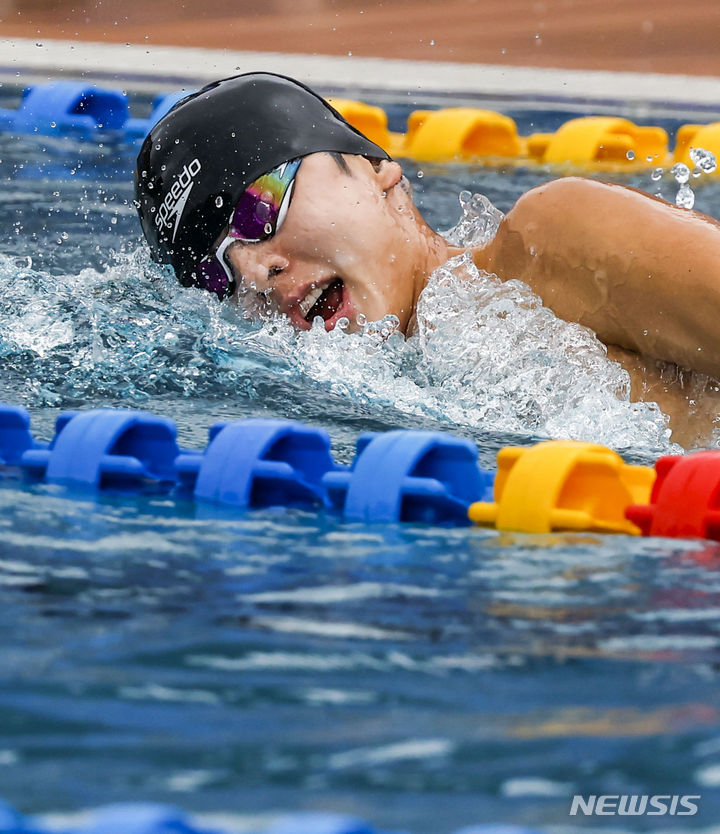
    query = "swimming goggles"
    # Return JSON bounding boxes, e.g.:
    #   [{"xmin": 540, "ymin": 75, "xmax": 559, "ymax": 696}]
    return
[{"xmin": 191, "ymin": 158, "xmax": 302, "ymax": 299}]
